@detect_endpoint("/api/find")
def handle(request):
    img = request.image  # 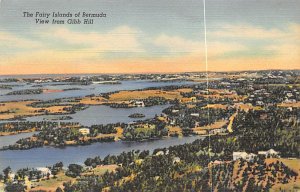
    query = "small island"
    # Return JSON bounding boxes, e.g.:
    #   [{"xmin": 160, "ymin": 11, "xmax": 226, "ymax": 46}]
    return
[
  {"xmin": 128, "ymin": 113, "xmax": 145, "ymax": 118},
  {"xmin": 0, "ymin": 84, "xmax": 14, "ymax": 89},
  {"xmin": 43, "ymin": 116, "xmax": 73, "ymax": 121},
  {"xmin": 92, "ymin": 81, "xmax": 121, "ymax": 85},
  {"xmin": 6, "ymin": 88, "xmax": 43, "ymax": 95}
]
